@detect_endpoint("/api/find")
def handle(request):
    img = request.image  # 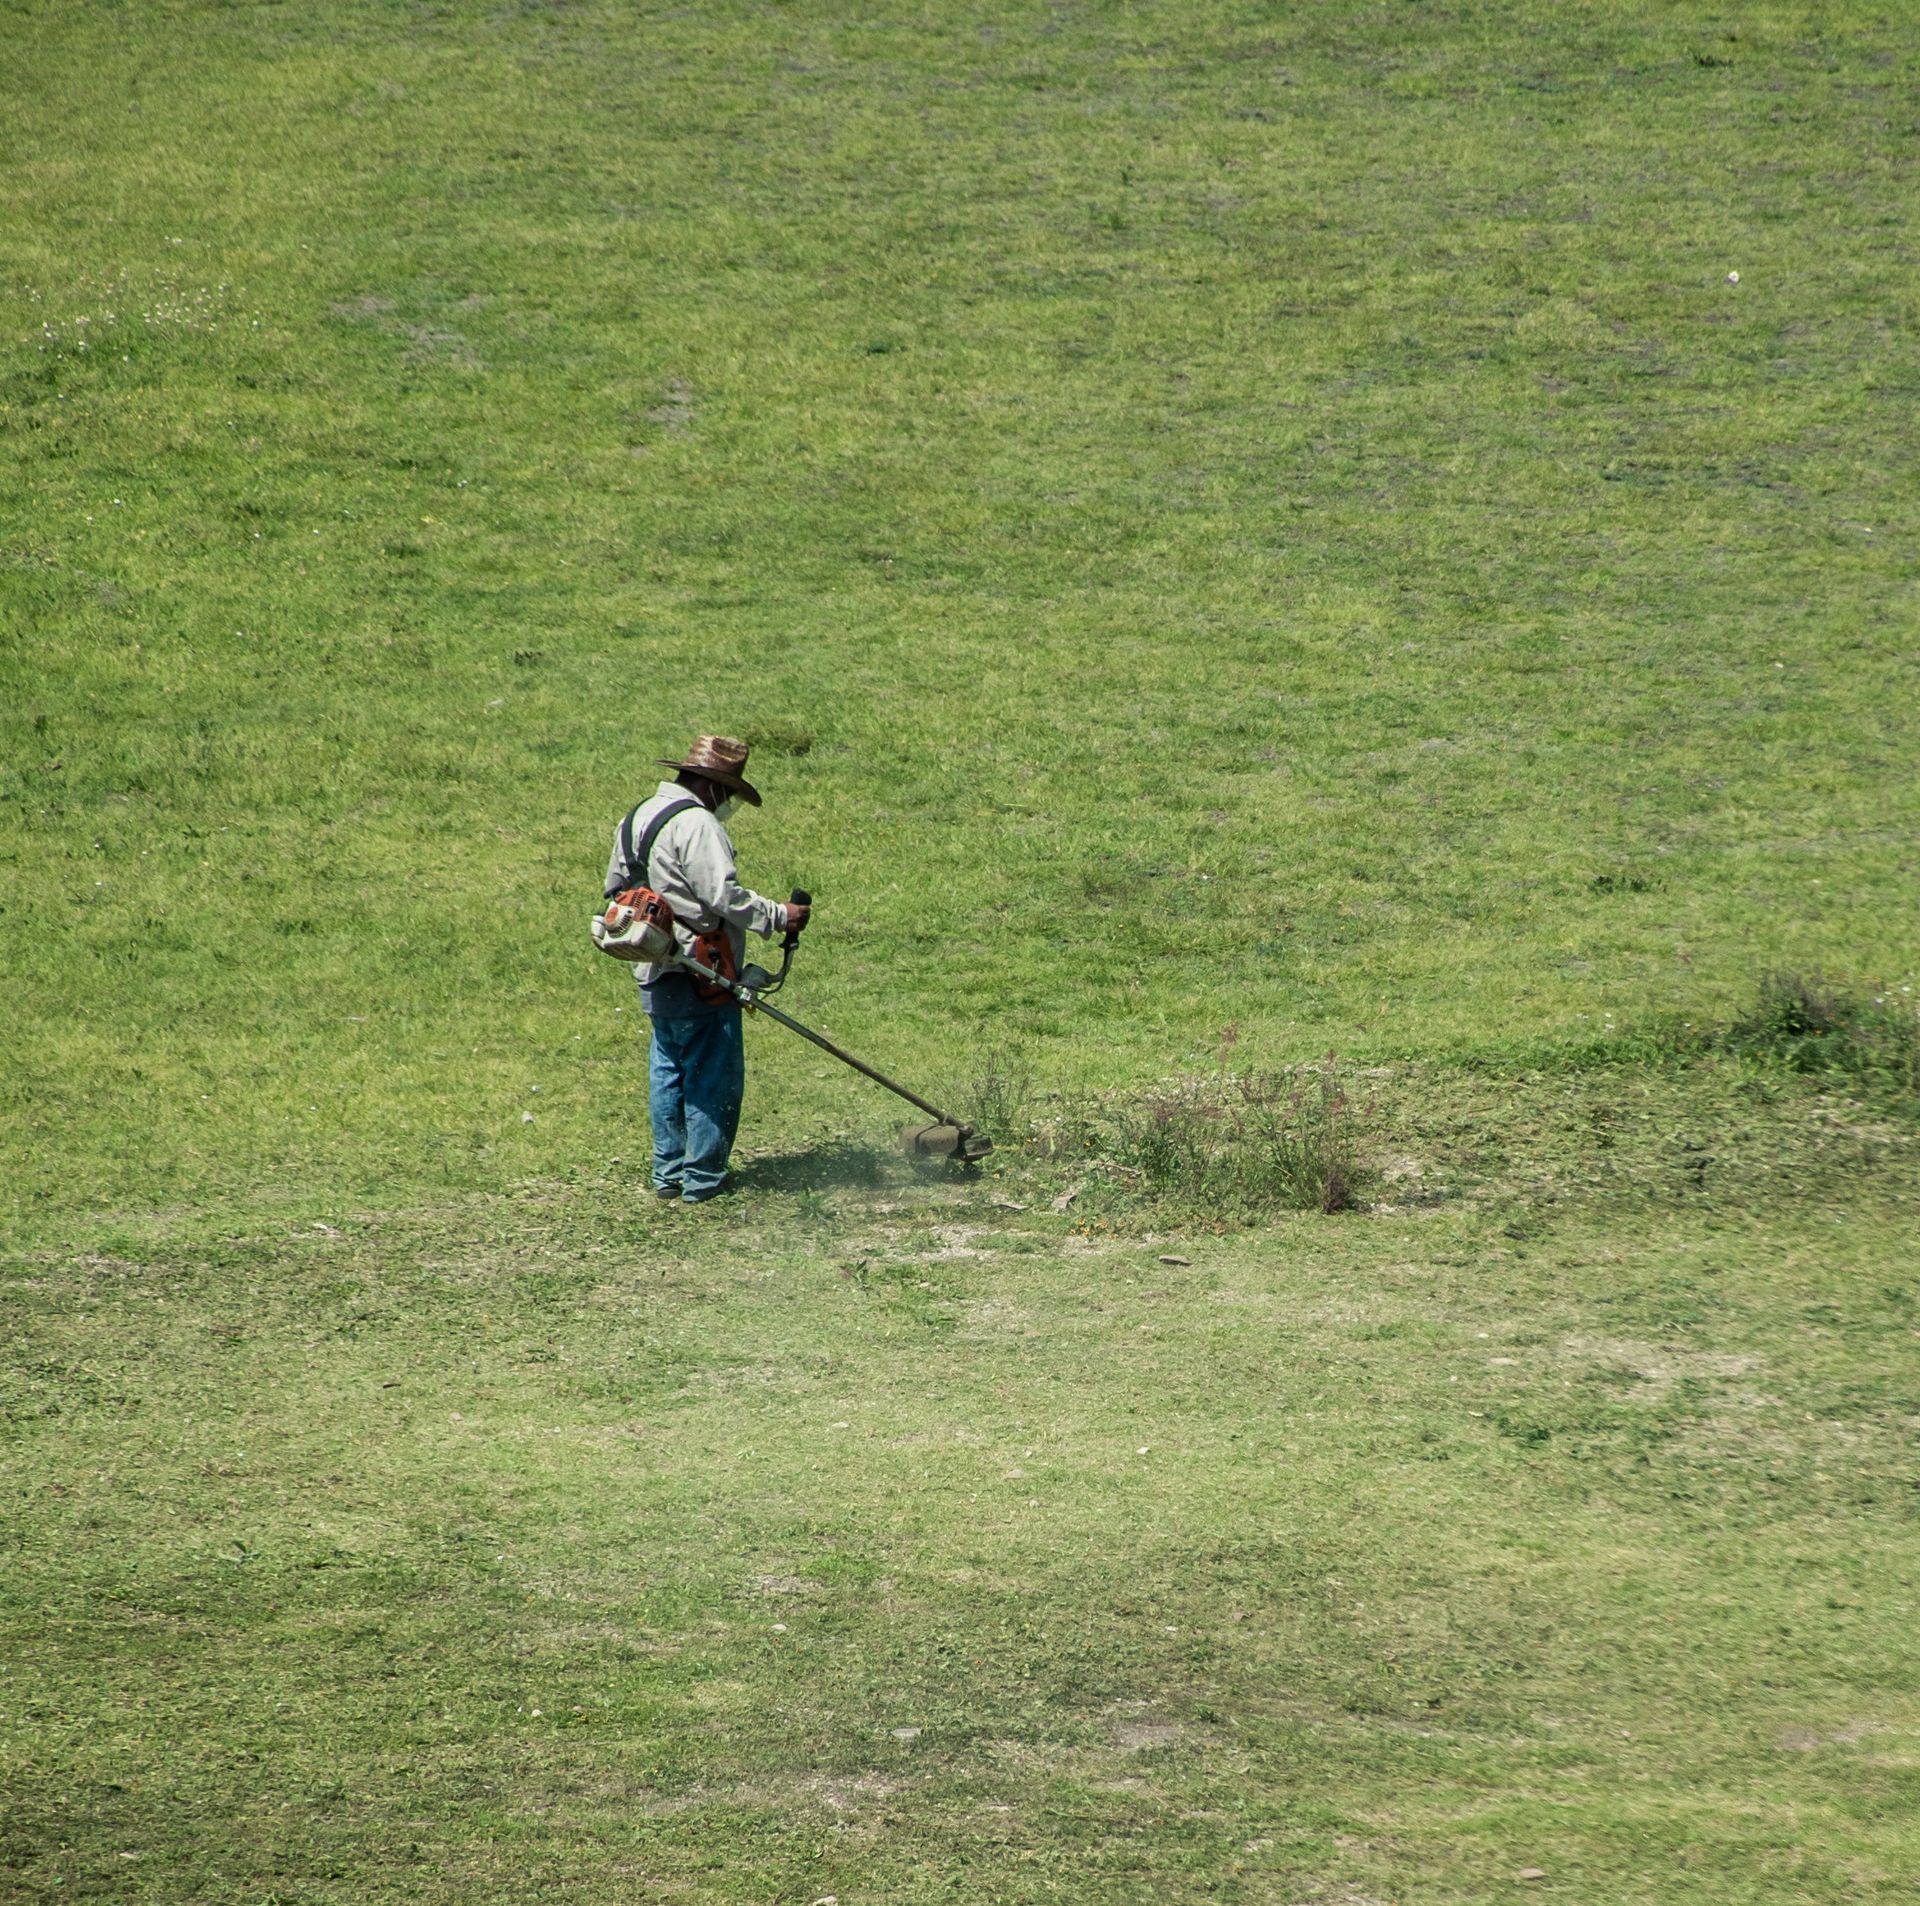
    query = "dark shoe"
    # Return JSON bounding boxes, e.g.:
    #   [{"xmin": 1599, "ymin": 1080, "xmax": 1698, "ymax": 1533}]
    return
[
  {"xmin": 680, "ymin": 1182, "xmax": 732, "ymax": 1205},
  {"xmin": 654, "ymin": 1183, "xmax": 683, "ymax": 1201}
]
